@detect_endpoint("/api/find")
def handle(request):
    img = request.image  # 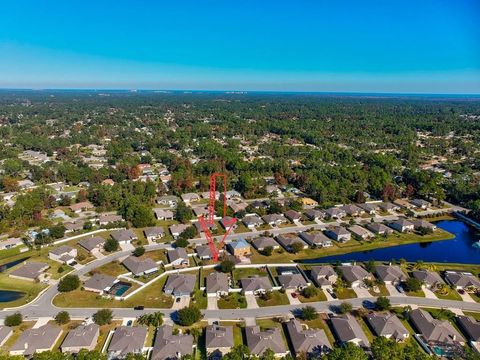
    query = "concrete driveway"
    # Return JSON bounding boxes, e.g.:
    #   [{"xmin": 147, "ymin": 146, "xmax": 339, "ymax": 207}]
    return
[
  {"xmin": 172, "ymin": 296, "xmax": 190, "ymax": 310},
  {"xmin": 422, "ymin": 287, "xmax": 438, "ymax": 299},
  {"xmin": 207, "ymin": 295, "xmax": 218, "ymax": 310},
  {"xmin": 245, "ymin": 293, "xmax": 259, "ymax": 309},
  {"xmin": 286, "ymin": 290, "xmax": 301, "ymax": 305},
  {"xmin": 386, "ymin": 284, "xmax": 406, "ymax": 297},
  {"xmin": 459, "ymin": 292, "xmax": 476, "ymax": 303},
  {"xmin": 323, "ymin": 286, "xmax": 335, "ymax": 301},
  {"xmin": 353, "ymin": 287, "xmax": 371, "ymax": 298}
]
